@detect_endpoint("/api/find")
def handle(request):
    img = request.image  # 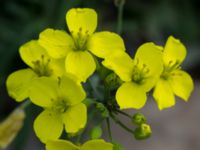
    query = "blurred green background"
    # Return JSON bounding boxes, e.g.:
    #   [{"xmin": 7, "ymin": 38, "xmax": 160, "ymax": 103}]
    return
[{"xmin": 0, "ymin": 0, "xmax": 200, "ymax": 150}]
